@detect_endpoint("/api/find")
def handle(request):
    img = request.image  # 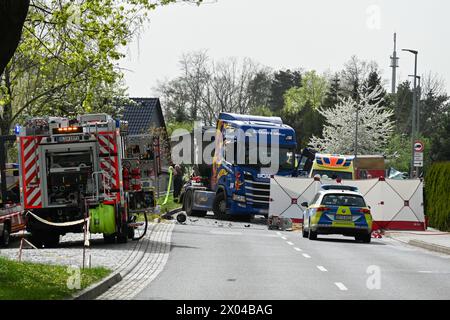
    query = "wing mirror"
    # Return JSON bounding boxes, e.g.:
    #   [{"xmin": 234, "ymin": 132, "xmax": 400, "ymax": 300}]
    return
[{"xmin": 301, "ymin": 202, "xmax": 309, "ymax": 207}]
